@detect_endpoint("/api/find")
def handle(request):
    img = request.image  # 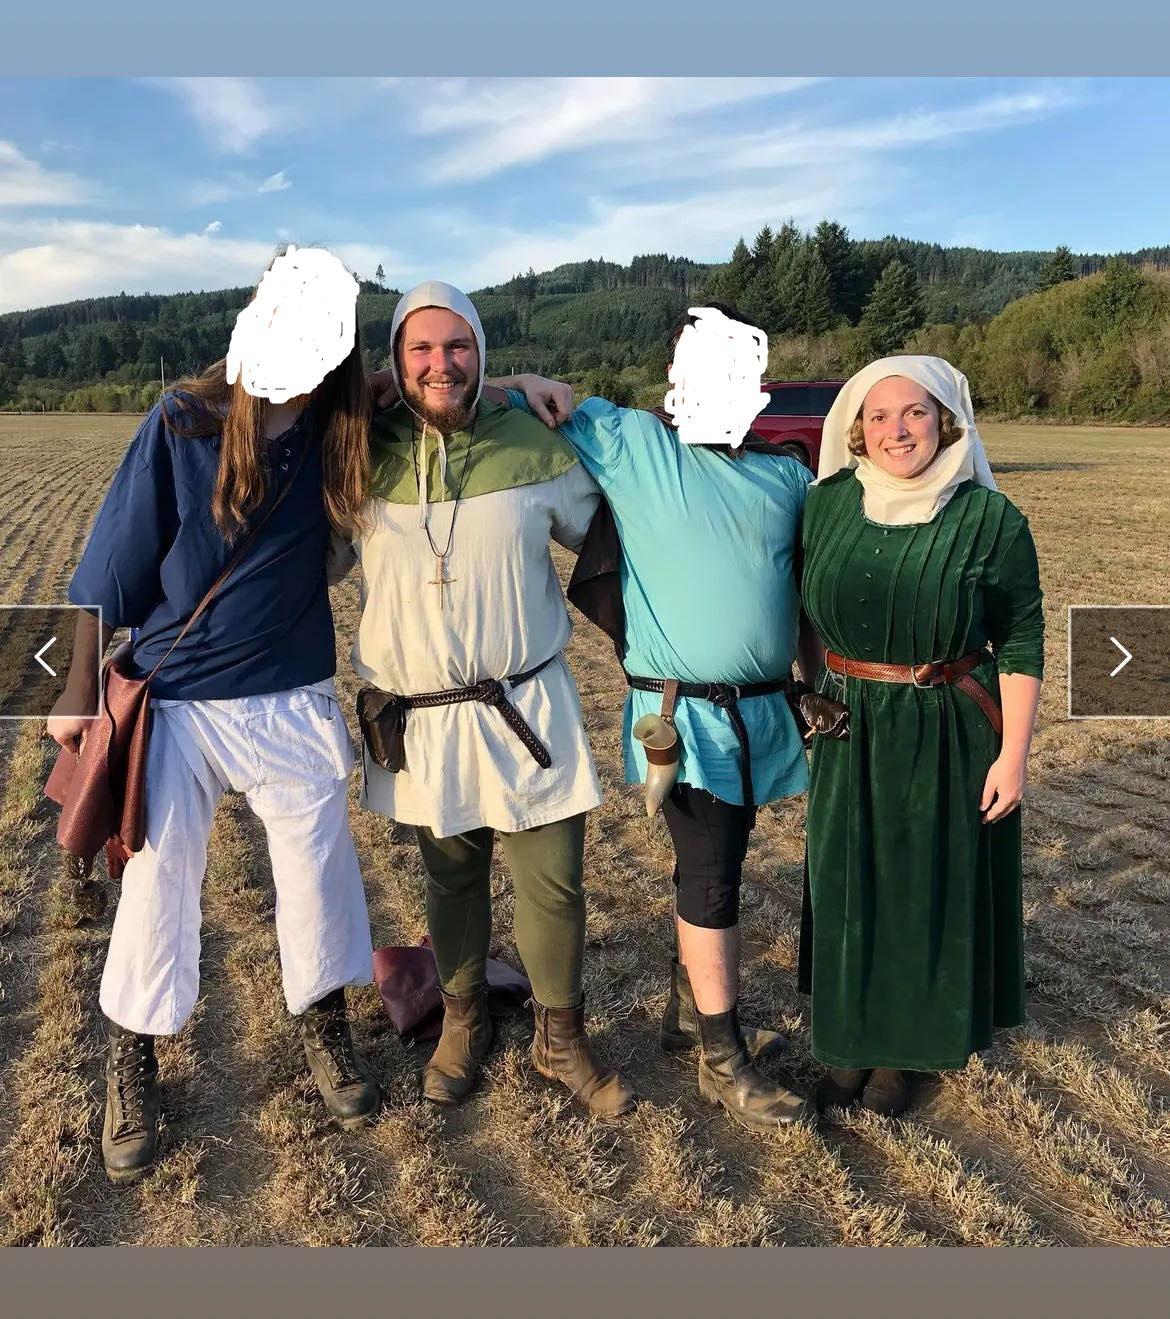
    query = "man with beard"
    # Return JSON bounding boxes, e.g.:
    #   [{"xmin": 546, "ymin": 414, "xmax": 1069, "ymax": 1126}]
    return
[{"xmin": 338, "ymin": 281, "xmax": 632, "ymax": 1117}]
